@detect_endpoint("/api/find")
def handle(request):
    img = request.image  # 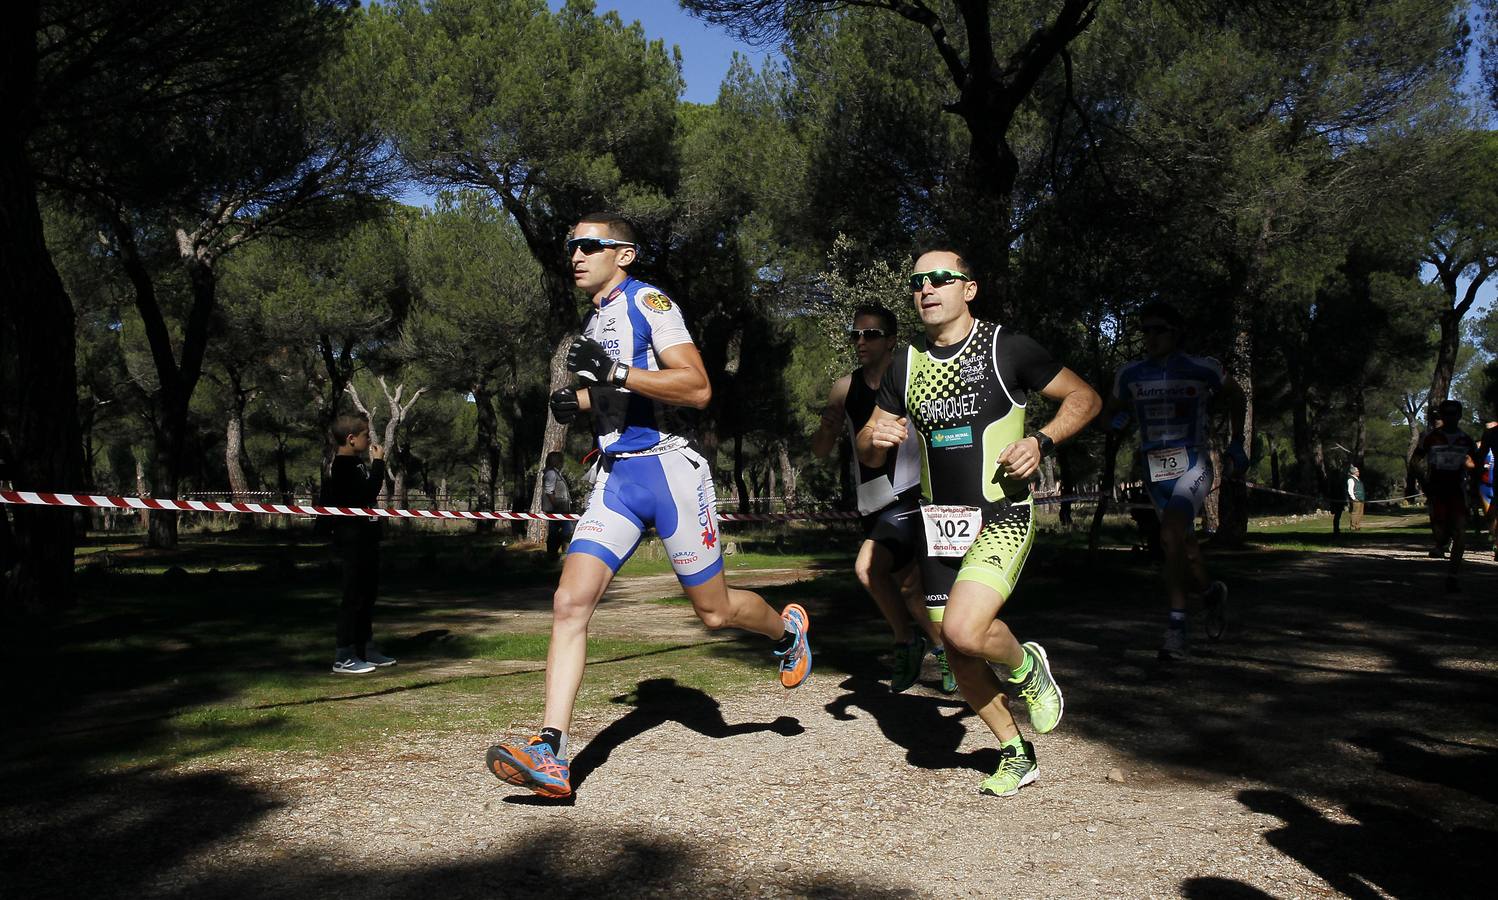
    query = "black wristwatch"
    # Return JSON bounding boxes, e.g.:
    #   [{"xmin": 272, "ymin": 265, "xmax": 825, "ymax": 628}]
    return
[
  {"xmin": 609, "ymin": 363, "xmax": 630, "ymax": 388},
  {"xmin": 1029, "ymin": 431, "xmax": 1055, "ymax": 457}
]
